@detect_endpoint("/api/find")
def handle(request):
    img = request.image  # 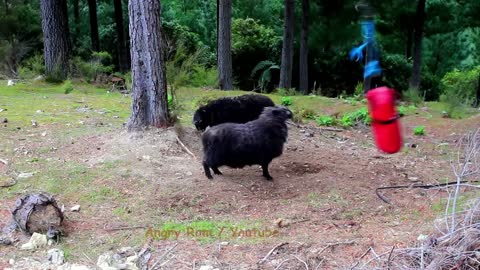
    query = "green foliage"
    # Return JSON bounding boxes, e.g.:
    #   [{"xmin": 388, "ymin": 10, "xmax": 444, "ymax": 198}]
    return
[
  {"xmin": 18, "ymin": 54, "xmax": 45, "ymax": 79},
  {"xmin": 195, "ymin": 95, "xmax": 217, "ymax": 108},
  {"xmin": 339, "ymin": 107, "xmax": 372, "ymax": 127},
  {"xmin": 281, "ymin": 96, "xmax": 293, "ymax": 106},
  {"xmin": 403, "ymin": 88, "xmax": 424, "ymax": 105},
  {"xmin": 413, "ymin": 125, "xmax": 426, "ymax": 136},
  {"xmin": 315, "ymin": 115, "xmax": 335, "ymax": 126},
  {"xmin": 251, "ymin": 60, "xmax": 280, "ymax": 91},
  {"xmin": 381, "ymin": 54, "xmax": 413, "ymax": 93},
  {"xmin": 439, "ymin": 66, "xmax": 479, "ymax": 118},
  {"xmin": 62, "ymin": 80, "xmax": 74, "ymax": 94},
  {"xmin": 298, "ymin": 108, "xmax": 316, "ymax": 120},
  {"xmin": 71, "ymin": 52, "xmax": 114, "ymax": 82}
]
